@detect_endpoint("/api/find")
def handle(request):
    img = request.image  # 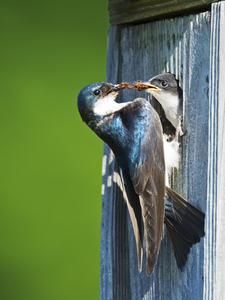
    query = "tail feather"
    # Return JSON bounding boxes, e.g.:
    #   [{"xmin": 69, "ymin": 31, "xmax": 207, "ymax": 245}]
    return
[{"xmin": 165, "ymin": 187, "xmax": 205, "ymax": 270}]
